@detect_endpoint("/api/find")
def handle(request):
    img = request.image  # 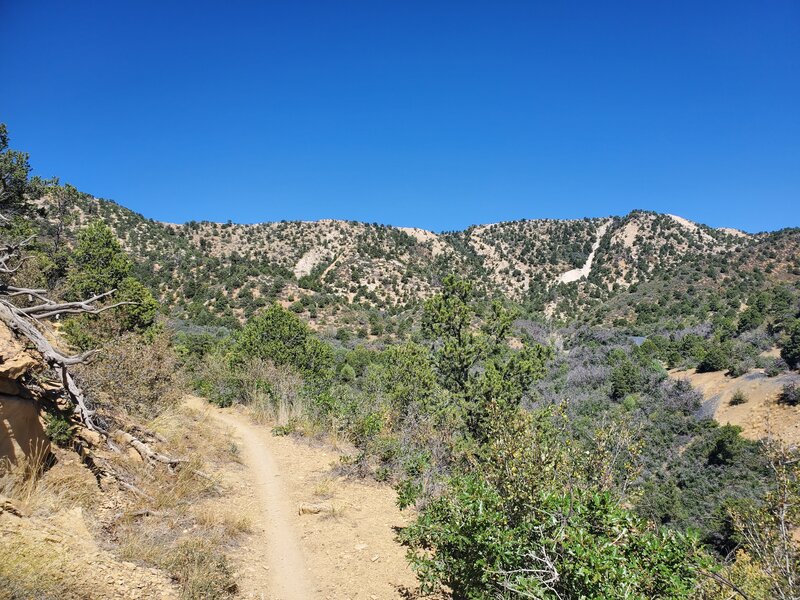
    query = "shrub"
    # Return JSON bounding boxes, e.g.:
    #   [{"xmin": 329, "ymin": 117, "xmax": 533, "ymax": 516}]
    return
[
  {"xmin": 232, "ymin": 303, "xmax": 334, "ymax": 381},
  {"xmin": 115, "ymin": 276, "xmax": 159, "ymax": 331},
  {"xmin": 622, "ymin": 393, "xmax": 640, "ymax": 411},
  {"xmin": 610, "ymin": 359, "xmax": 642, "ymax": 399},
  {"xmin": 779, "ymin": 383, "xmax": 799, "ymax": 406},
  {"xmin": 44, "ymin": 414, "xmax": 73, "ymax": 446},
  {"xmin": 727, "ymin": 361, "xmax": 750, "ymax": 378},
  {"xmin": 77, "ymin": 328, "xmax": 183, "ymax": 420},
  {"xmin": 737, "ymin": 306, "xmax": 764, "ymax": 333},
  {"xmin": 65, "ymin": 220, "xmax": 134, "ymax": 302},
  {"xmin": 402, "ymin": 406, "xmax": 707, "ymax": 599},
  {"xmin": 698, "ymin": 345, "xmax": 730, "ymax": 373},
  {"xmin": 781, "ymin": 320, "xmax": 800, "ymax": 369},
  {"xmin": 729, "ymin": 389, "xmax": 748, "ymax": 406},
  {"xmin": 765, "ymin": 358, "xmax": 788, "ymax": 377},
  {"xmin": 339, "ymin": 363, "xmax": 356, "ymax": 382}
]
